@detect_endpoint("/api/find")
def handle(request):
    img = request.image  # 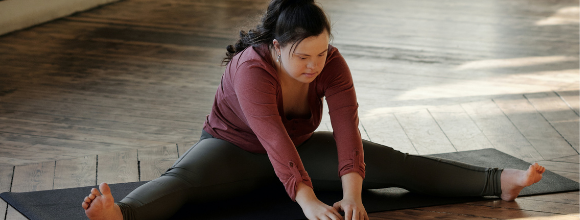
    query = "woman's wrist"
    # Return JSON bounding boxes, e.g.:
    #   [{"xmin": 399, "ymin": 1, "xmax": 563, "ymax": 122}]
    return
[
  {"xmin": 341, "ymin": 172, "xmax": 363, "ymax": 200},
  {"xmin": 295, "ymin": 181, "xmax": 318, "ymax": 205}
]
